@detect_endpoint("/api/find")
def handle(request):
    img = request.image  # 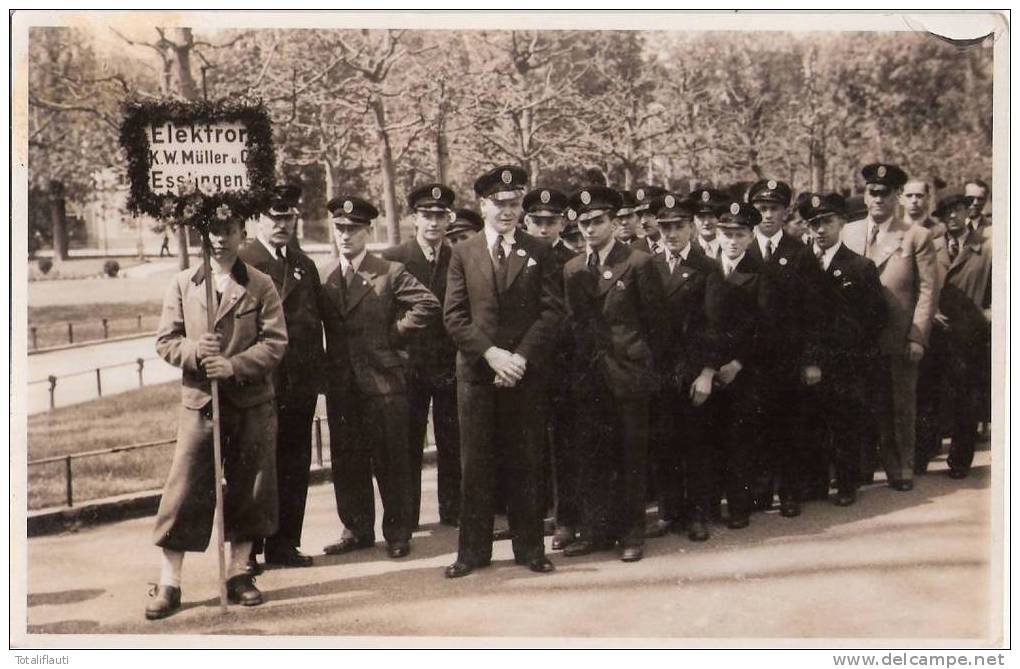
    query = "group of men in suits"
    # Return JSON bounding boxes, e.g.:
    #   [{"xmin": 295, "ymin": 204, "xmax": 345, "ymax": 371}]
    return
[{"xmin": 144, "ymin": 159, "xmax": 992, "ymax": 619}]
